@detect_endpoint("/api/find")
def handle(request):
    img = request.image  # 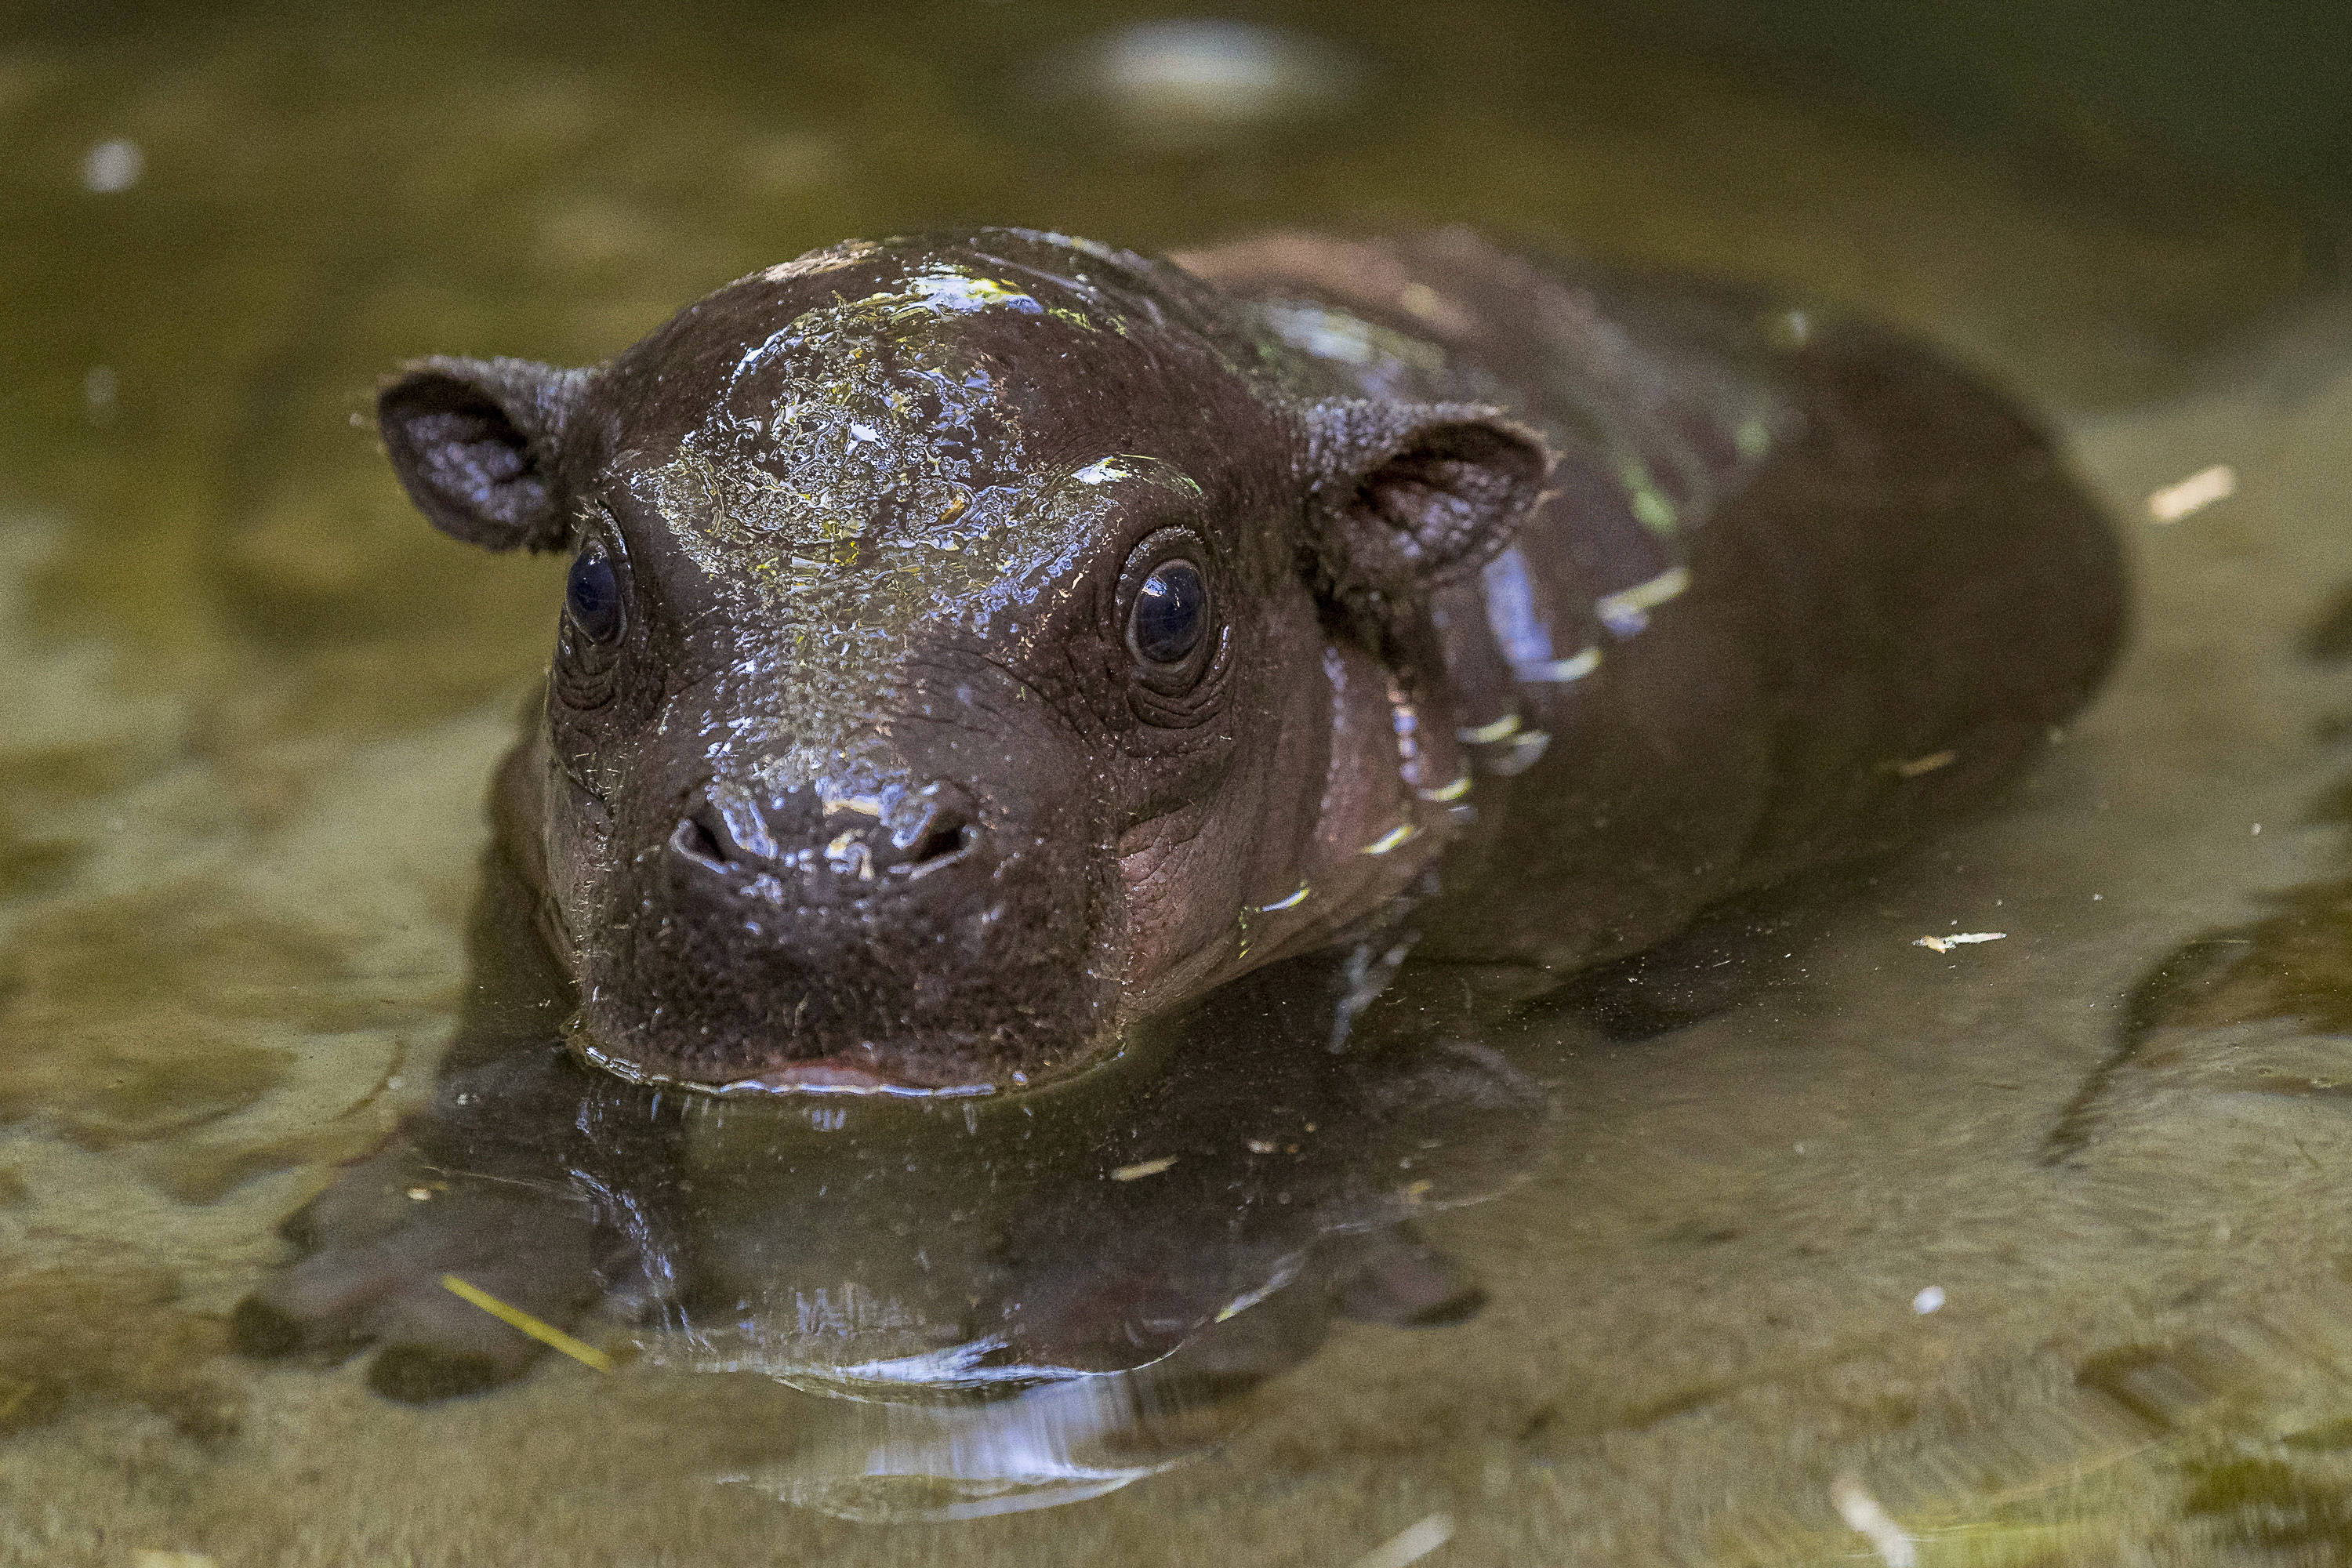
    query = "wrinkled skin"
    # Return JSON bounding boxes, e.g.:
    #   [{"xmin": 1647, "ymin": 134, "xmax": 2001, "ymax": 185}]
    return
[{"xmin": 378, "ymin": 225, "xmax": 2122, "ymax": 1096}]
